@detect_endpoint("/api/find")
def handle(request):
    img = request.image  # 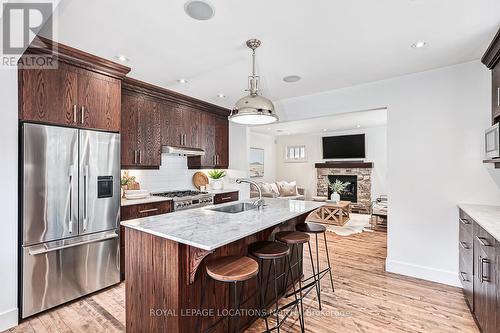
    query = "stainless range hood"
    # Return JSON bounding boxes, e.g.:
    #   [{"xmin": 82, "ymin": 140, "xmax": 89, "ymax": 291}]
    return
[{"xmin": 161, "ymin": 145, "xmax": 205, "ymax": 156}]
